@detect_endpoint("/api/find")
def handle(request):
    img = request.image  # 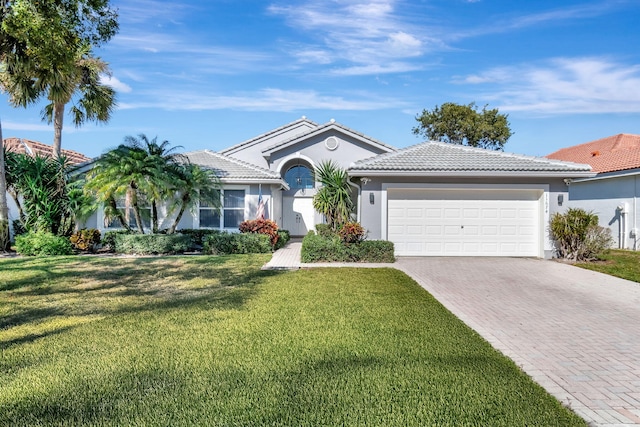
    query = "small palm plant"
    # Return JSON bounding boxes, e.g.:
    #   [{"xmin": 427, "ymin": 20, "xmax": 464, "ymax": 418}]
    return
[{"xmin": 312, "ymin": 160, "xmax": 354, "ymax": 230}]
